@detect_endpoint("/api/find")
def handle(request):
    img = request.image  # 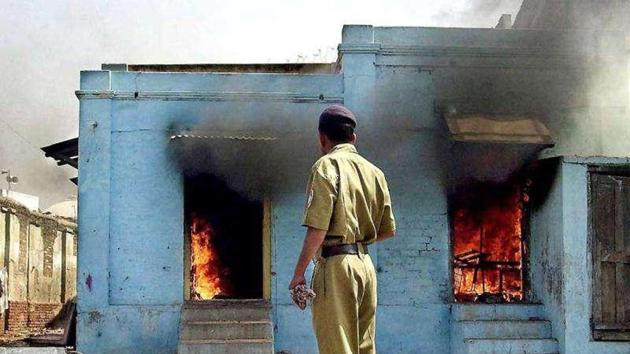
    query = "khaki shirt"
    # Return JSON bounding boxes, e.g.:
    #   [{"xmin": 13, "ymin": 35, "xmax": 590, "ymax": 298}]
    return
[{"xmin": 302, "ymin": 143, "xmax": 396, "ymax": 245}]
